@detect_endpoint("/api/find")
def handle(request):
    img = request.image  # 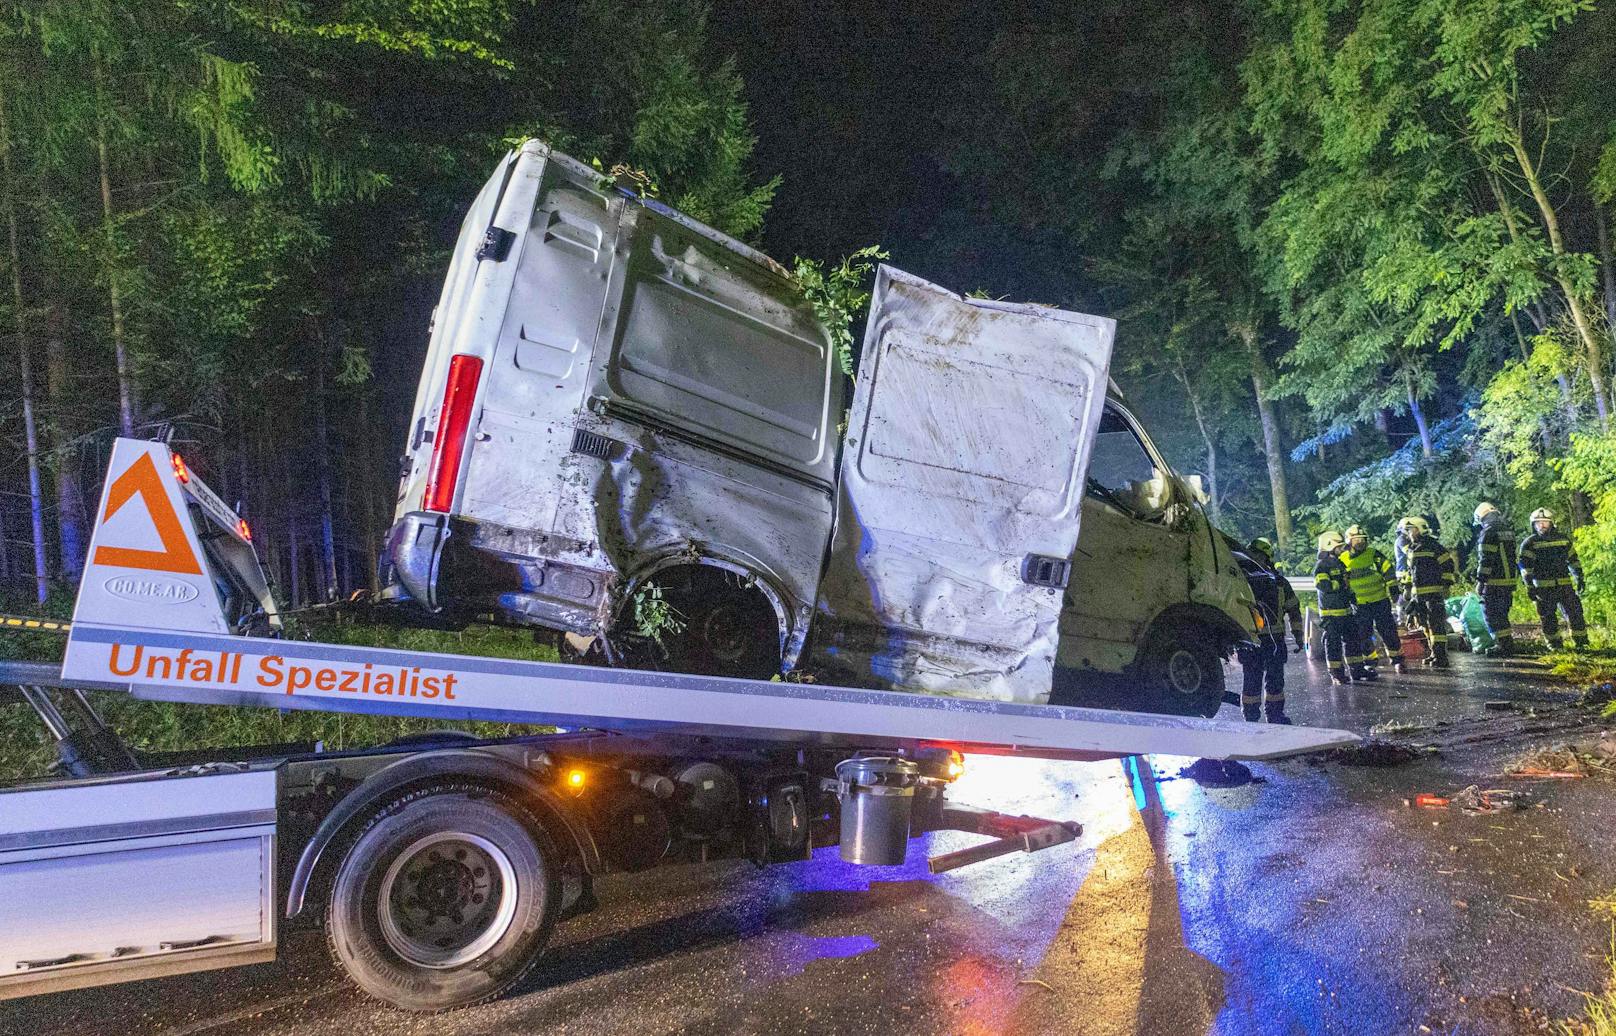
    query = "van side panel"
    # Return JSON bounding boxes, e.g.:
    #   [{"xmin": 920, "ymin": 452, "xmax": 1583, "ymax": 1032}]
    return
[{"xmin": 553, "ymin": 203, "xmax": 837, "ymax": 653}]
